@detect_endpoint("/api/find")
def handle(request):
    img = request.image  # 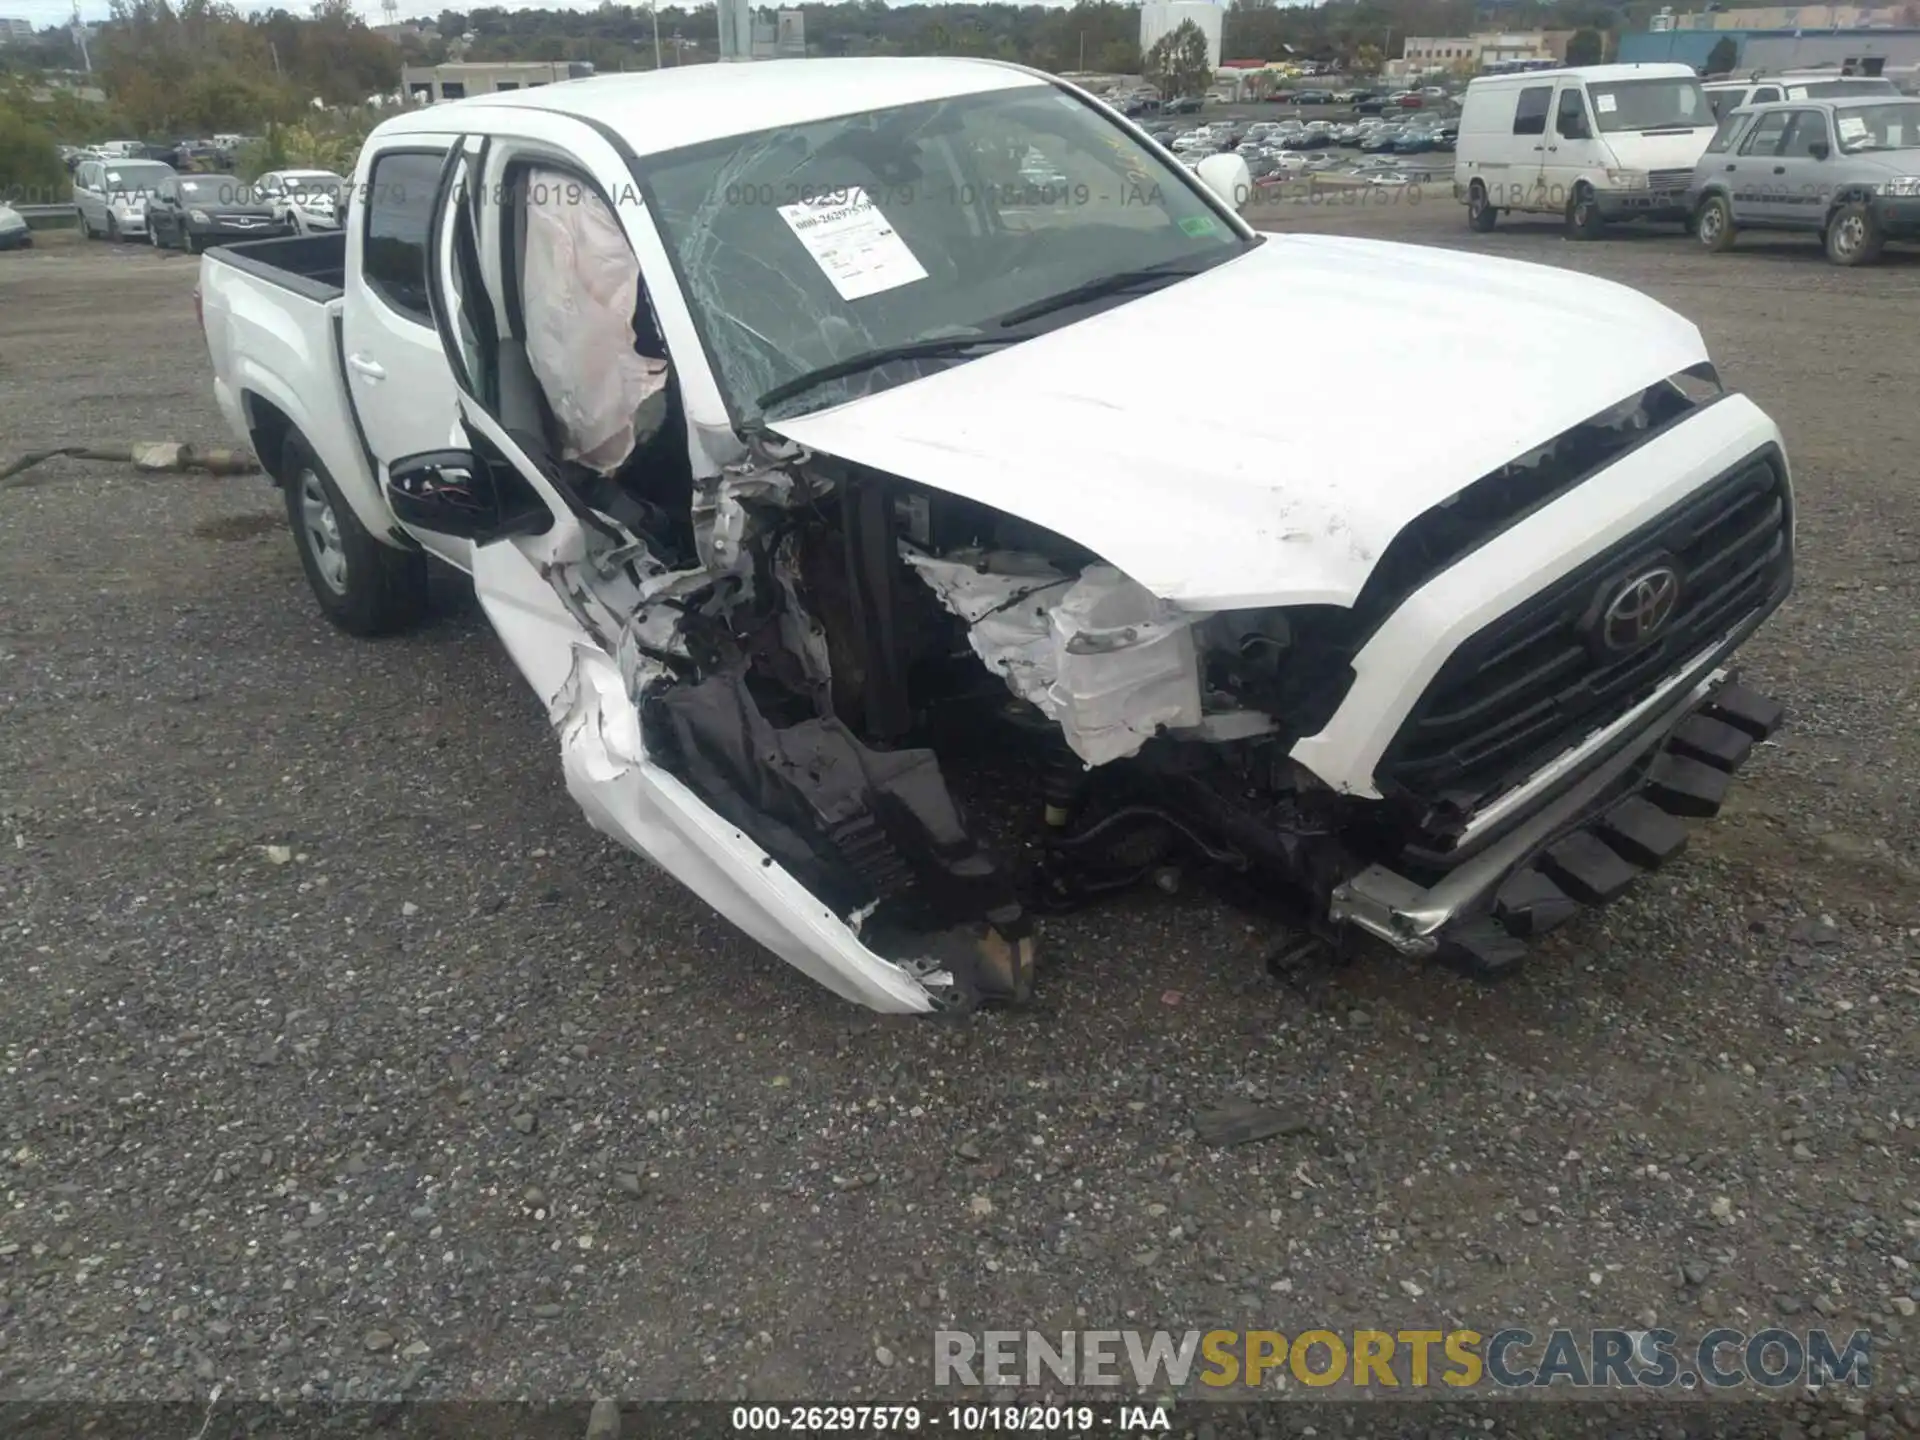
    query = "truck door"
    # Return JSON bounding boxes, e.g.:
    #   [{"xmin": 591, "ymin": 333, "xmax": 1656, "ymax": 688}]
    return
[
  {"xmin": 1546, "ymin": 84, "xmax": 1604, "ymax": 213},
  {"xmin": 338, "ymin": 138, "xmax": 470, "ymax": 570},
  {"xmin": 1510, "ymin": 83, "xmax": 1556, "ymax": 211}
]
